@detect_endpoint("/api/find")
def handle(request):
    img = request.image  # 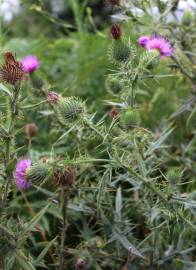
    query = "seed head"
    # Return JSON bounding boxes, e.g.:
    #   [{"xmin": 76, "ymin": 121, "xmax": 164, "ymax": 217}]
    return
[{"xmin": 0, "ymin": 51, "xmax": 24, "ymax": 85}]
